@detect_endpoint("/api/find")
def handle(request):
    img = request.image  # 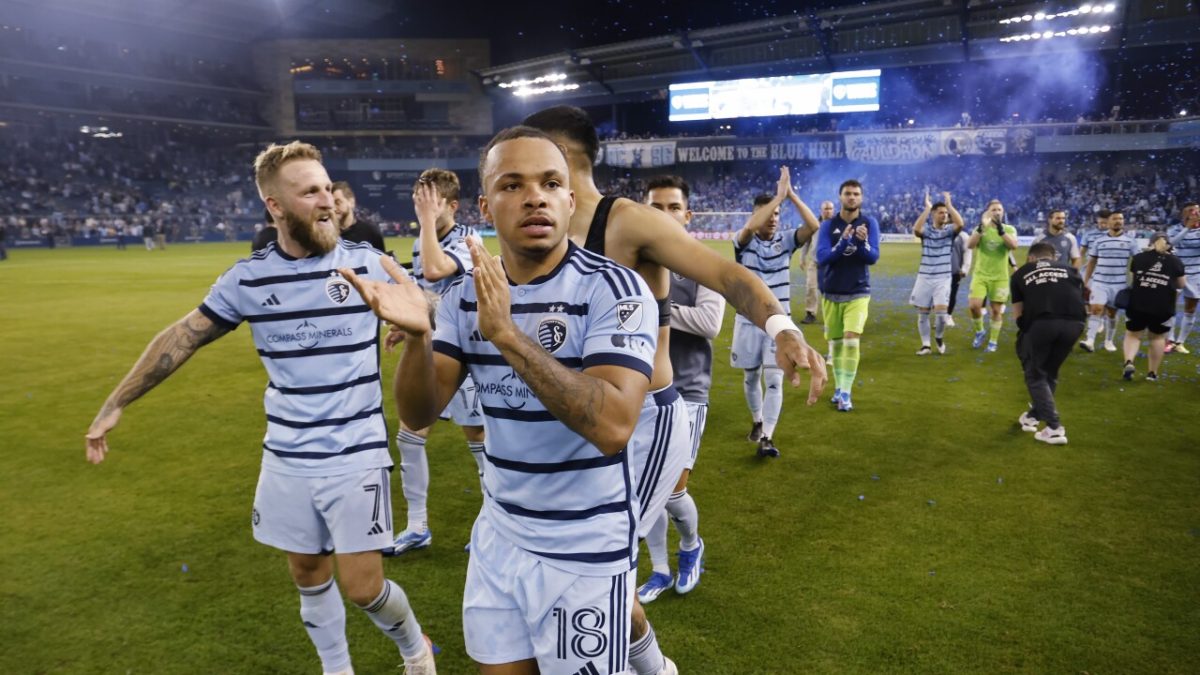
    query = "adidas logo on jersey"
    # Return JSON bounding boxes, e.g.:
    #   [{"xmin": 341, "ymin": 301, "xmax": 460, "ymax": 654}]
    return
[
  {"xmin": 571, "ymin": 662, "xmax": 600, "ymax": 675},
  {"xmin": 367, "ymin": 522, "xmax": 384, "ymax": 536},
  {"xmin": 261, "ymin": 293, "xmax": 281, "ymax": 306},
  {"xmin": 468, "ymin": 329, "xmax": 487, "ymax": 342}
]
